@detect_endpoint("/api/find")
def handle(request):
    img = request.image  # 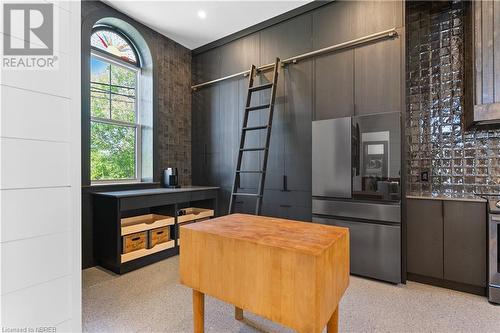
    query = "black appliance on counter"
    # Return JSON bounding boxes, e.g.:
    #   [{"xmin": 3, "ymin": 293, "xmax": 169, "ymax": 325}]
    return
[
  {"xmin": 311, "ymin": 112, "xmax": 402, "ymax": 284},
  {"xmin": 162, "ymin": 167, "xmax": 180, "ymax": 188},
  {"xmin": 488, "ymin": 198, "xmax": 500, "ymax": 304}
]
